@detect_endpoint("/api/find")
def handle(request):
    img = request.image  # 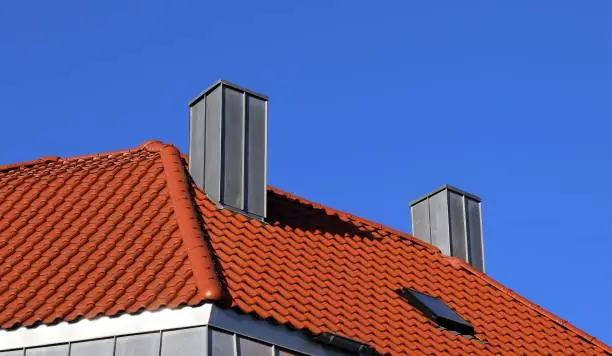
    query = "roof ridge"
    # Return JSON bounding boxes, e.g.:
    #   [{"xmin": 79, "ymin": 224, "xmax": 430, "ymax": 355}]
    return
[
  {"xmin": 0, "ymin": 140, "xmax": 166, "ymax": 173},
  {"xmin": 267, "ymin": 186, "xmax": 440, "ymax": 253},
  {"xmin": 446, "ymin": 257, "xmax": 612, "ymax": 353},
  {"xmin": 146, "ymin": 141, "xmax": 224, "ymax": 301},
  {"xmin": 59, "ymin": 141, "xmax": 160, "ymax": 162},
  {"xmin": 0, "ymin": 156, "xmax": 60, "ymax": 173}
]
